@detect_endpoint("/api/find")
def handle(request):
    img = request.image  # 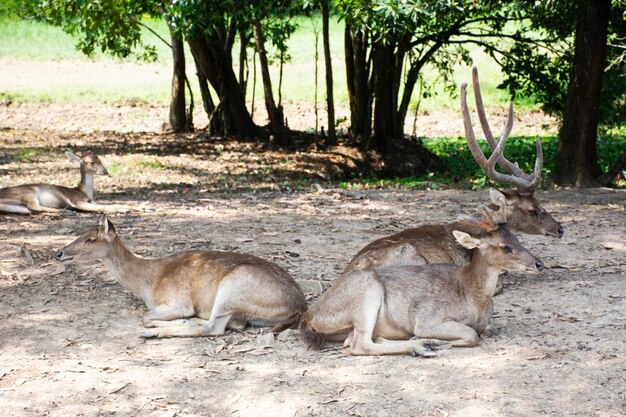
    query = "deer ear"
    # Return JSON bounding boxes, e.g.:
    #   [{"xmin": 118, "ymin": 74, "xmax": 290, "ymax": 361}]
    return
[
  {"xmin": 65, "ymin": 151, "xmax": 83, "ymax": 164},
  {"xmin": 98, "ymin": 215, "xmax": 109, "ymax": 233},
  {"xmin": 105, "ymin": 219, "xmax": 116, "ymax": 240},
  {"xmin": 453, "ymin": 230, "xmax": 481, "ymax": 249},
  {"xmin": 98, "ymin": 216, "xmax": 116, "ymax": 241}
]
